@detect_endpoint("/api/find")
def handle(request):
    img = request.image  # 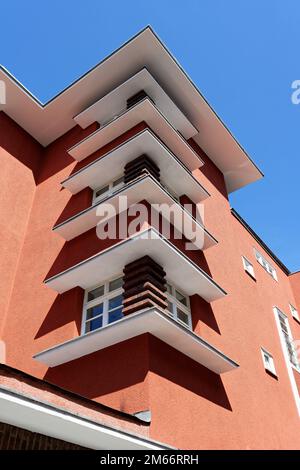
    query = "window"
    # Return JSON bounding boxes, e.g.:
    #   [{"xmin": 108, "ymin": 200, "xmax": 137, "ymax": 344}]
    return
[
  {"xmin": 82, "ymin": 276, "xmax": 123, "ymax": 333},
  {"xmin": 165, "ymin": 282, "xmax": 192, "ymax": 329},
  {"xmin": 242, "ymin": 256, "xmax": 255, "ymax": 278},
  {"xmin": 254, "ymin": 249, "xmax": 277, "ymax": 281},
  {"xmin": 290, "ymin": 304, "xmax": 300, "ymax": 322},
  {"xmin": 93, "ymin": 176, "xmax": 124, "ymax": 204},
  {"xmin": 261, "ymin": 348, "xmax": 277, "ymax": 376},
  {"xmin": 275, "ymin": 307, "xmax": 299, "ymax": 369}
]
